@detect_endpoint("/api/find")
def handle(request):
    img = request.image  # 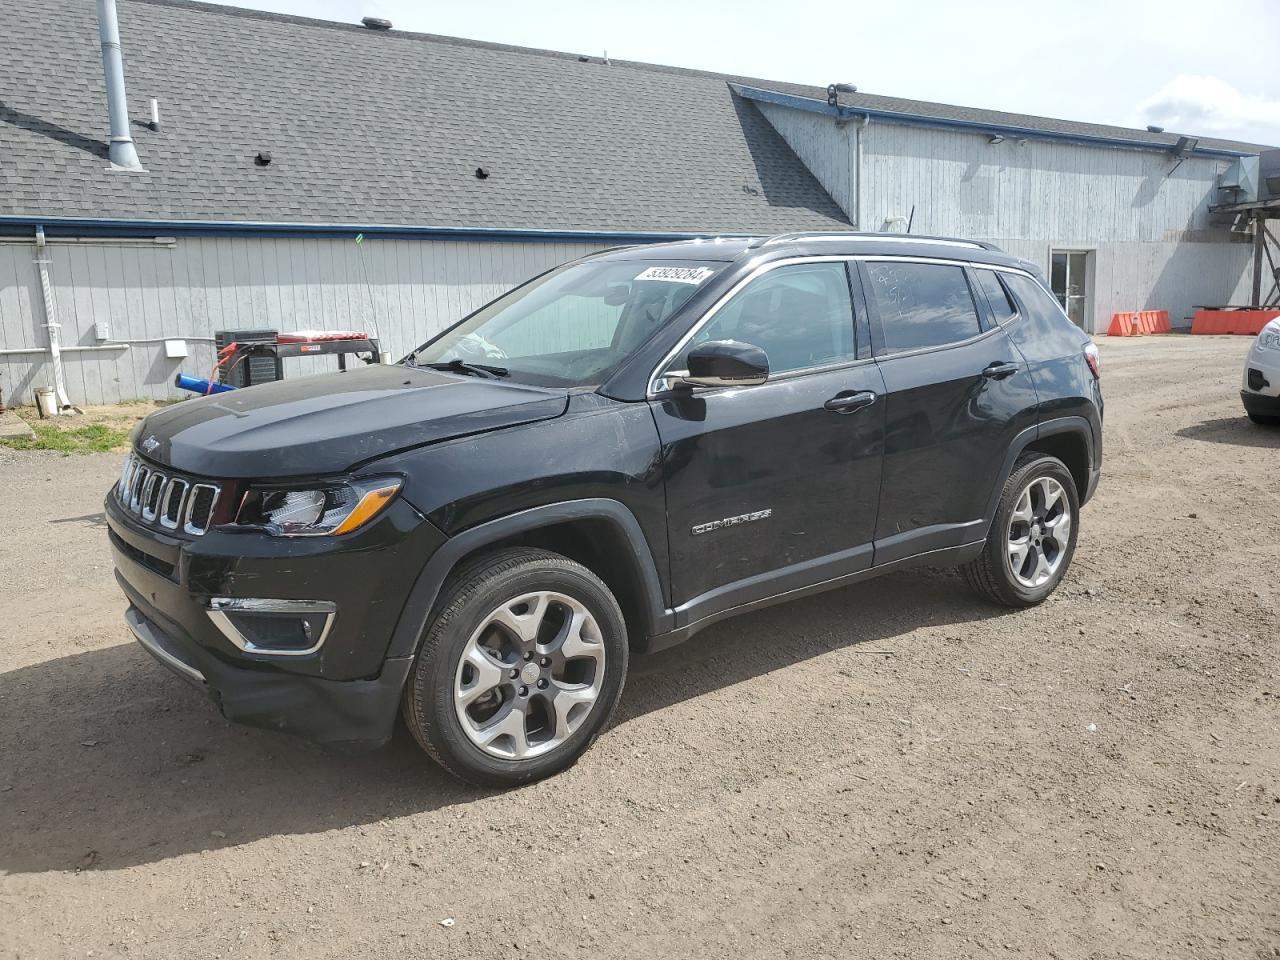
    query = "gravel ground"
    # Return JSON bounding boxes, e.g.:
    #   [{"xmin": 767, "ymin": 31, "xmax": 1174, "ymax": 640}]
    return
[{"xmin": 1, "ymin": 336, "xmax": 1277, "ymax": 959}]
